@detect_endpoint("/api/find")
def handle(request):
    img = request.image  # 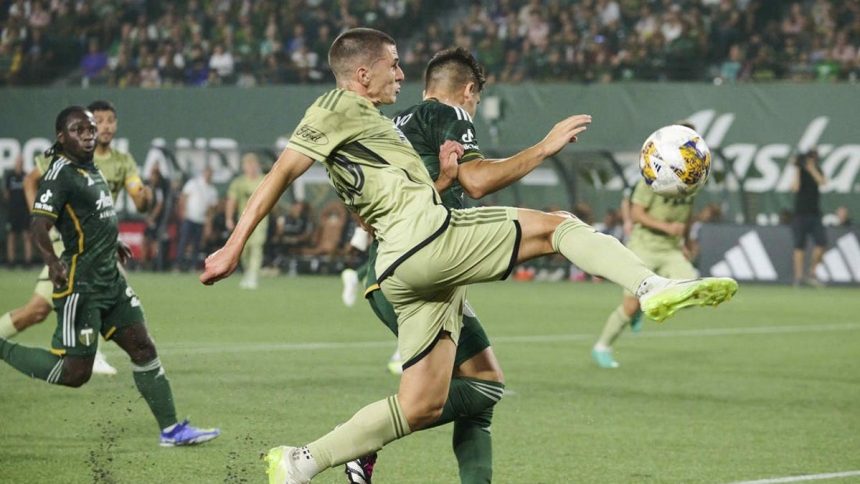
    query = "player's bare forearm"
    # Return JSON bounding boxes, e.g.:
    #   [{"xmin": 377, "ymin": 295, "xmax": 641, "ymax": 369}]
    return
[
  {"xmin": 458, "ymin": 144, "xmax": 545, "ymax": 199},
  {"xmin": 632, "ymin": 203, "xmax": 684, "ymax": 237},
  {"xmin": 24, "ymin": 169, "xmax": 41, "ymax": 211},
  {"xmin": 434, "ymin": 140, "xmax": 463, "ymax": 193}
]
